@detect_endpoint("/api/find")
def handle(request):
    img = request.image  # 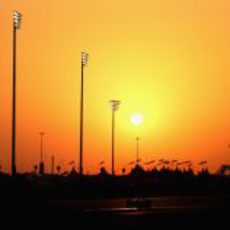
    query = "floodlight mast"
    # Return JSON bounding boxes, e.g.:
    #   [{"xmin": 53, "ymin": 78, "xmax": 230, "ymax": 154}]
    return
[
  {"xmin": 11, "ymin": 11, "xmax": 22, "ymax": 177},
  {"xmin": 79, "ymin": 52, "xmax": 89, "ymax": 175},
  {"xmin": 110, "ymin": 100, "xmax": 121, "ymax": 176}
]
